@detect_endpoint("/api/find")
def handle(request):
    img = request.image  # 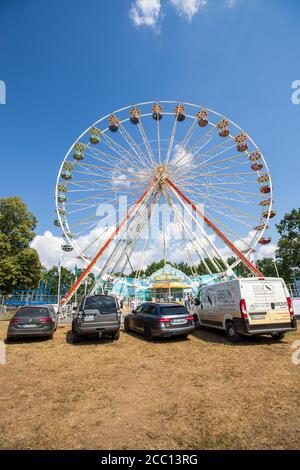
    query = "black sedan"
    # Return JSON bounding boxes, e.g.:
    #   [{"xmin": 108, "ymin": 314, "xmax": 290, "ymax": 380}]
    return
[
  {"xmin": 124, "ymin": 302, "xmax": 195, "ymax": 339},
  {"xmin": 7, "ymin": 305, "xmax": 58, "ymax": 341}
]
